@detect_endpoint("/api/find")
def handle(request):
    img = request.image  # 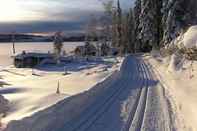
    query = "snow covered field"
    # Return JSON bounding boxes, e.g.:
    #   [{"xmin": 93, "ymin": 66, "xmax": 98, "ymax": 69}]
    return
[
  {"xmin": 1, "ymin": 38, "xmax": 196, "ymax": 130},
  {"xmin": 0, "ymin": 57, "xmax": 121, "ymax": 125},
  {"xmin": 0, "ymin": 42, "xmax": 122, "ymax": 130},
  {"xmin": 4, "ymin": 55, "xmax": 176, "ymax": 131}
]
